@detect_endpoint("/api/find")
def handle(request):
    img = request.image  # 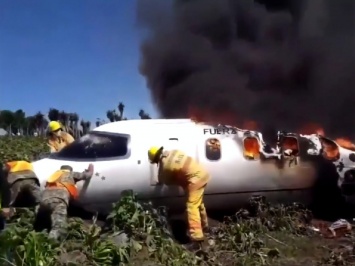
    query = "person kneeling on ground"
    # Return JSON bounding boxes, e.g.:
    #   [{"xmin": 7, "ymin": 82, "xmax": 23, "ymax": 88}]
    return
[
  {"xmin": 2, "ymin": 160, "xmax": 42, "ymax": 210},
  {"xmin": 0, "ymin": 162, "xmax": 13, "ymax": 231},
  {"xmin": 37, "ymin": 164, "xmax": 94, "ymax": 240}
]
